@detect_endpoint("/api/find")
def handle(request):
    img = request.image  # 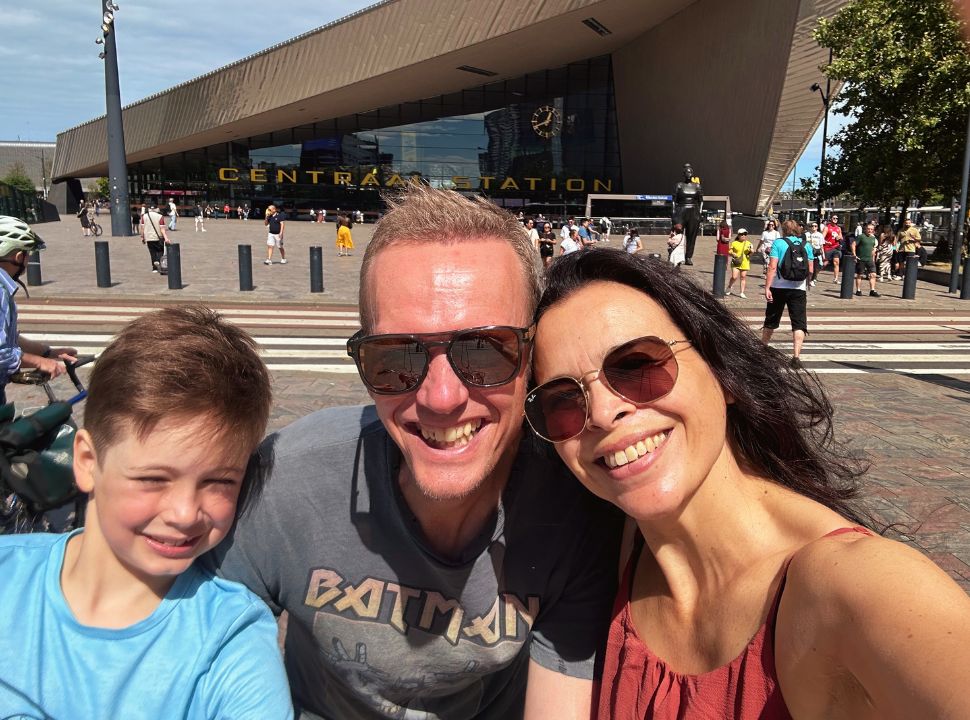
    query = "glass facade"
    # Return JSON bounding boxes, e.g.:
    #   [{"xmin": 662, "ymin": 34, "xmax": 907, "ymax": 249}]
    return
[{"xmin": 128, "ymin": 56, "xmax": 621, "ymax": 219}]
